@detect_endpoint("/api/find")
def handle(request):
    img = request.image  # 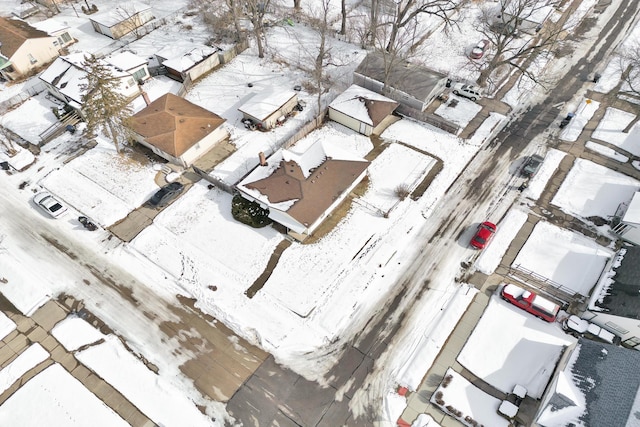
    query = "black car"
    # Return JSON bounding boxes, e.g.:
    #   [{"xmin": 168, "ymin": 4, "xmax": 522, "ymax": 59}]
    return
[
  {"xmin": 521, "ymin": 154, "xmax": 544, "ymax": 178},
  {"xmin": 148, "ymin": 182, "xmax": 184, "ymax": 207}
]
